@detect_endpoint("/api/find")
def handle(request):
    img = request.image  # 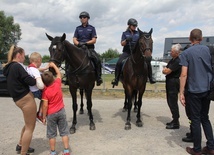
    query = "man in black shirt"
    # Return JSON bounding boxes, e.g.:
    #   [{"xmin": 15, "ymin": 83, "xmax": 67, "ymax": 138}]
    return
[{"xmin": 162, "ymin": 43, "xmax": 182, "ymax": 129}]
